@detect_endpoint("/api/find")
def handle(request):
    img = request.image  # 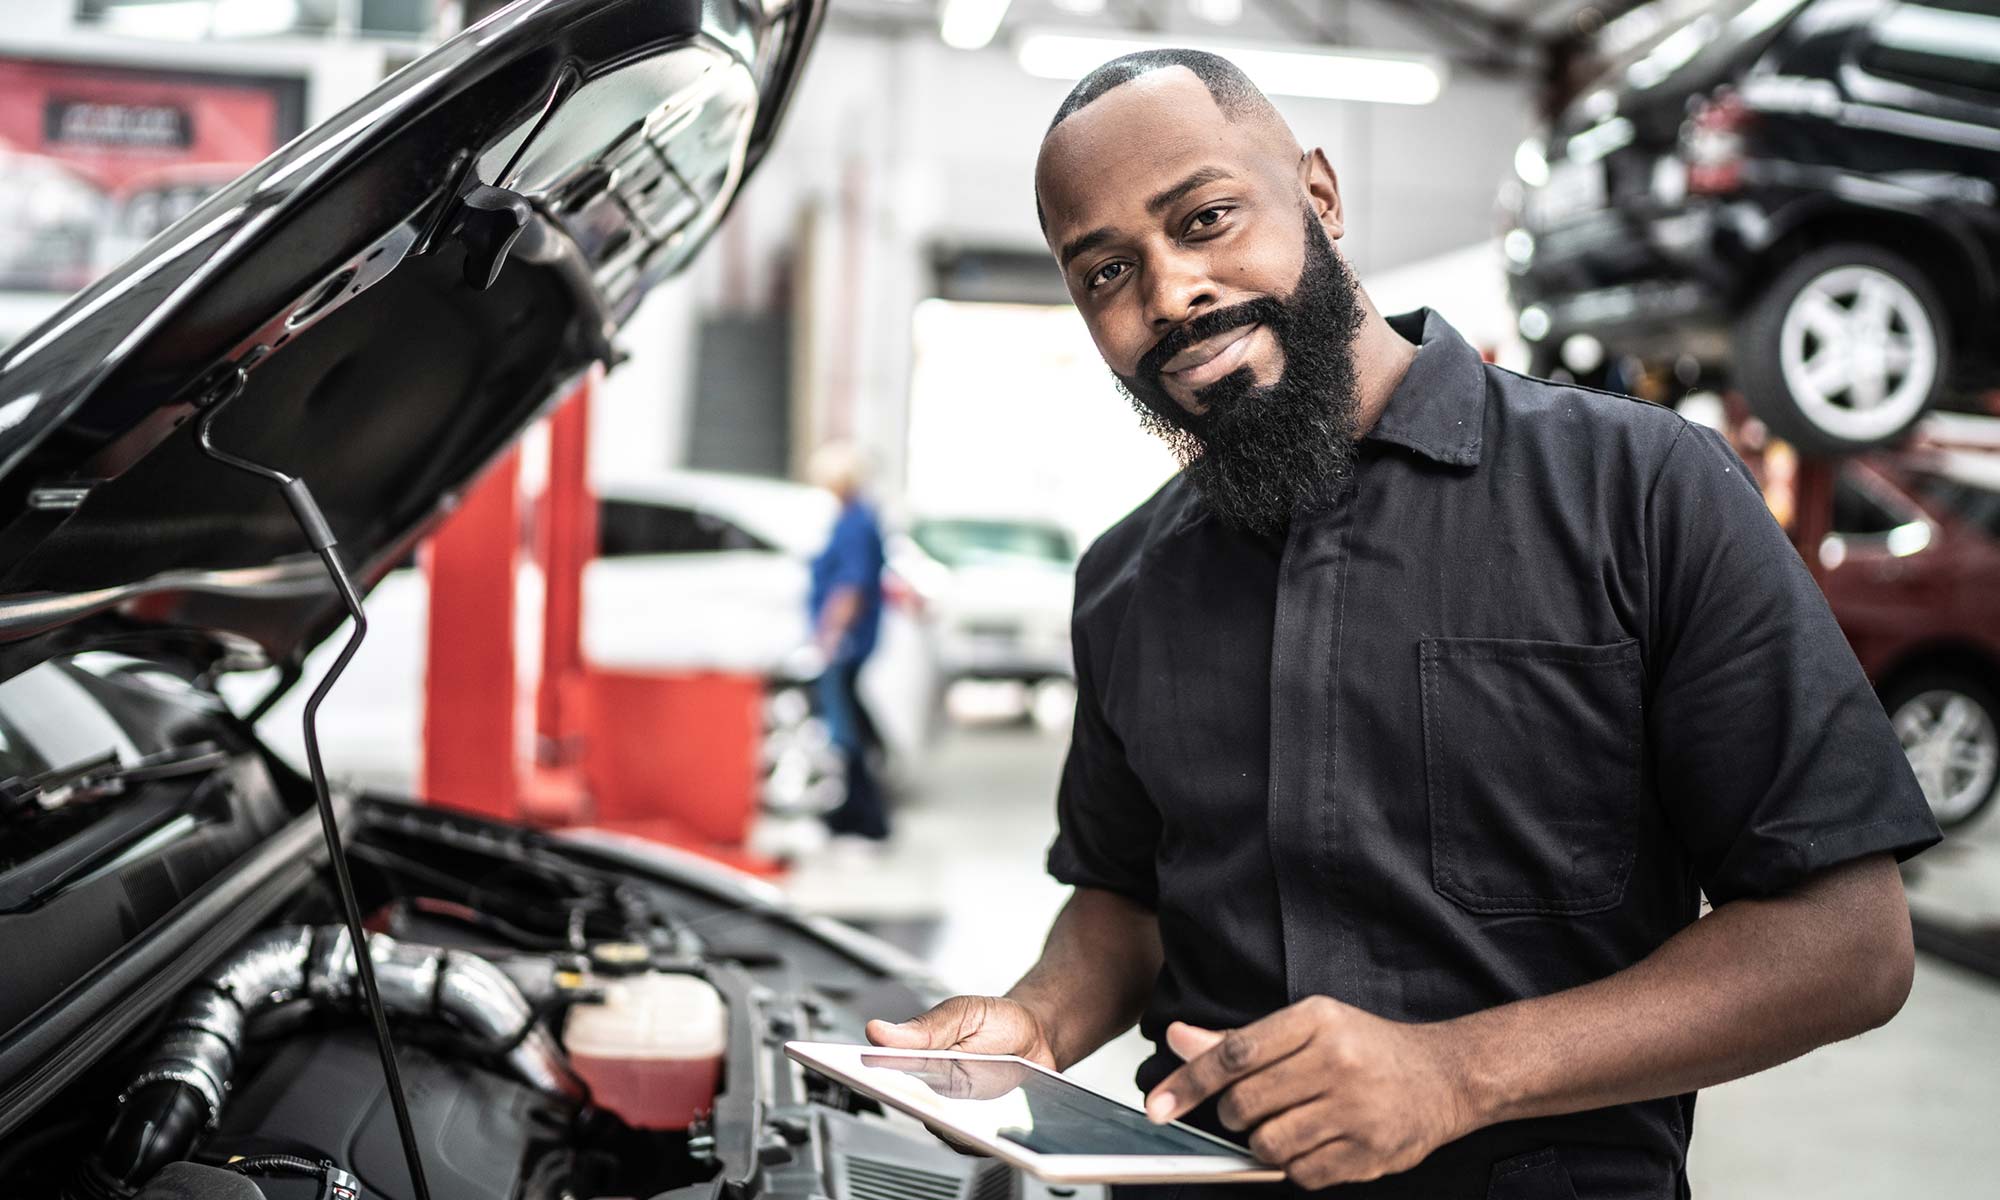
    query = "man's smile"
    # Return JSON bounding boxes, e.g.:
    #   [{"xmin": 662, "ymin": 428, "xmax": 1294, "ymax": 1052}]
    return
[{"xmin": 1162, "ymin": 323, "xmax": 1260, "ymax": 390}]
